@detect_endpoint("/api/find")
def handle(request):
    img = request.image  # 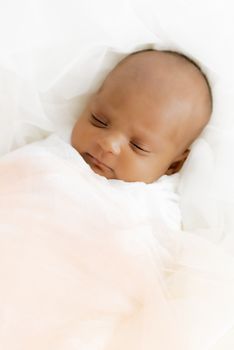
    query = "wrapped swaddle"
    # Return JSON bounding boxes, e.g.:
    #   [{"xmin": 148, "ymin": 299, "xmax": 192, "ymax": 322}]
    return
[{"xmin": 0, "ymin": 134, "xmax": 234, "ymax": 350}]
